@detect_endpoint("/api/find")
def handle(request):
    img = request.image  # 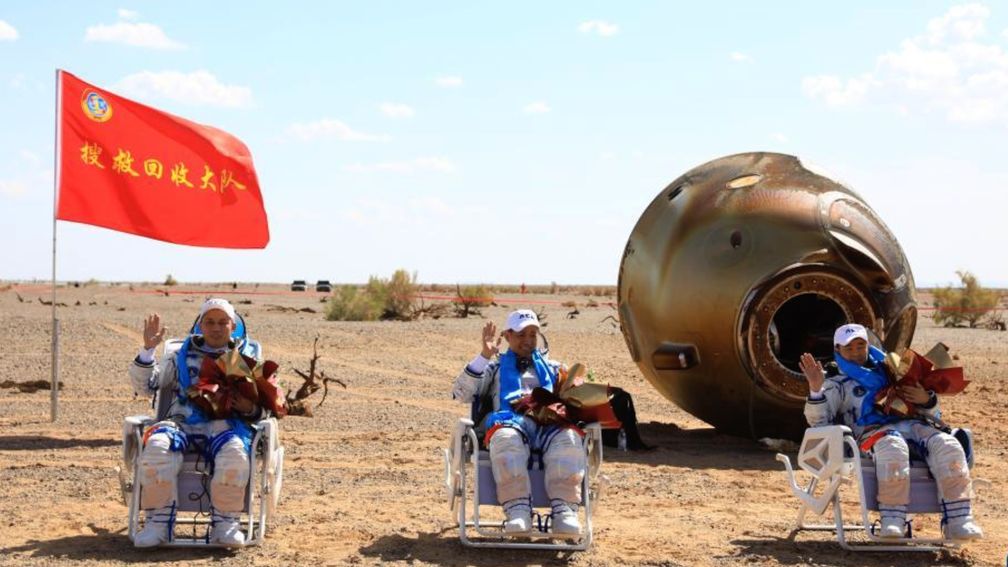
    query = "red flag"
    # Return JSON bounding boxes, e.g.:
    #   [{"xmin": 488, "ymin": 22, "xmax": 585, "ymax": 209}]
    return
[{"xmin": 55, "ymin": 70, "xmax": 269, "ymax": 248}]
